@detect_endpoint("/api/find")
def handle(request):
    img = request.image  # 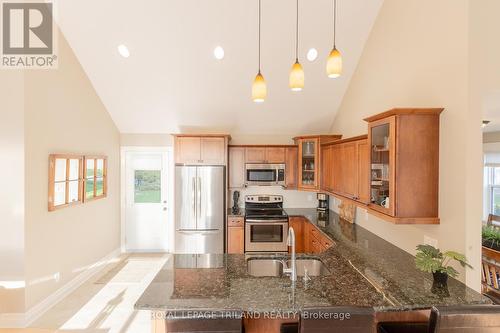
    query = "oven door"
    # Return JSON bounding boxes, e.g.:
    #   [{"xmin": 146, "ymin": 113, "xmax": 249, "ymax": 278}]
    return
[{"xmin": 245, "ymin": 220, "xmax": 288, "ymax": 252}]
